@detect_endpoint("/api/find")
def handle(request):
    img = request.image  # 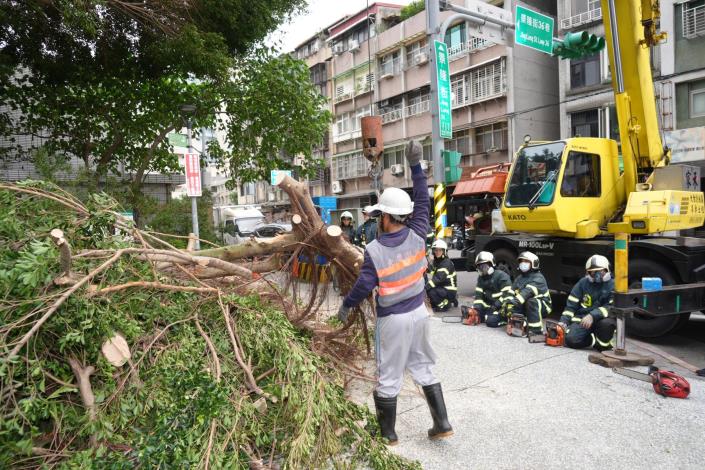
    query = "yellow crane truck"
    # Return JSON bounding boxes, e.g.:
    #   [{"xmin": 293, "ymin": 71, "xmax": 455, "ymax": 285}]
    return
[{"xmin": 475, "ymin": 0, "xmax": 705, "ymax": 337}]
